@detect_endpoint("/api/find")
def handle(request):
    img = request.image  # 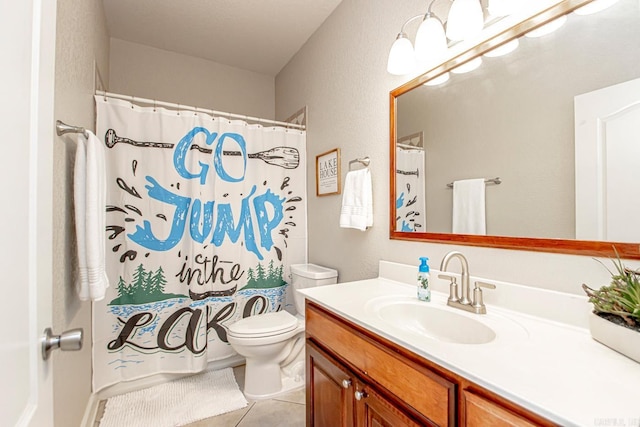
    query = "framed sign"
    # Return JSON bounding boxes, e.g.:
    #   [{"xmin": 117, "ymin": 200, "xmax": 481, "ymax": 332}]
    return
[{"xmin": 316, "ymin": 148, "xmax": 341, "ymax": 196}]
